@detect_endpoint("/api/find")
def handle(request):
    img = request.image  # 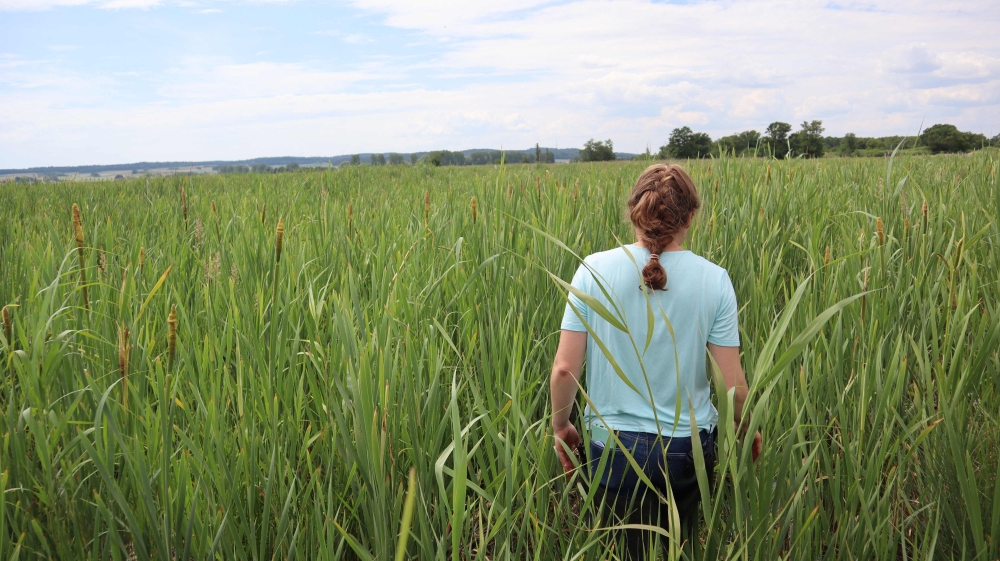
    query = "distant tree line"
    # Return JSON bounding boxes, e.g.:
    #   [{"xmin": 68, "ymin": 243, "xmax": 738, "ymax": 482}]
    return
[
  {"xmin": 217, "ymin": 162, "xmax": 303, "ymax": 174},
  {"xmin": 655, "ymin": 121, "xmax": 997, "ymax": 160}
]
